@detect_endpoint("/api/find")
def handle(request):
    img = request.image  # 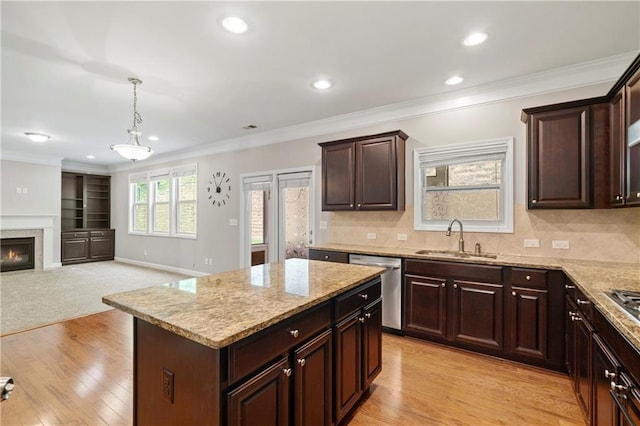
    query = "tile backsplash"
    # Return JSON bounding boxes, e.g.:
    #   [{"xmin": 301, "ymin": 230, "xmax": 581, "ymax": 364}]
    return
[{"xmin": 328, "ymin": 204, "xmax": 640, "ymax": 264}]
